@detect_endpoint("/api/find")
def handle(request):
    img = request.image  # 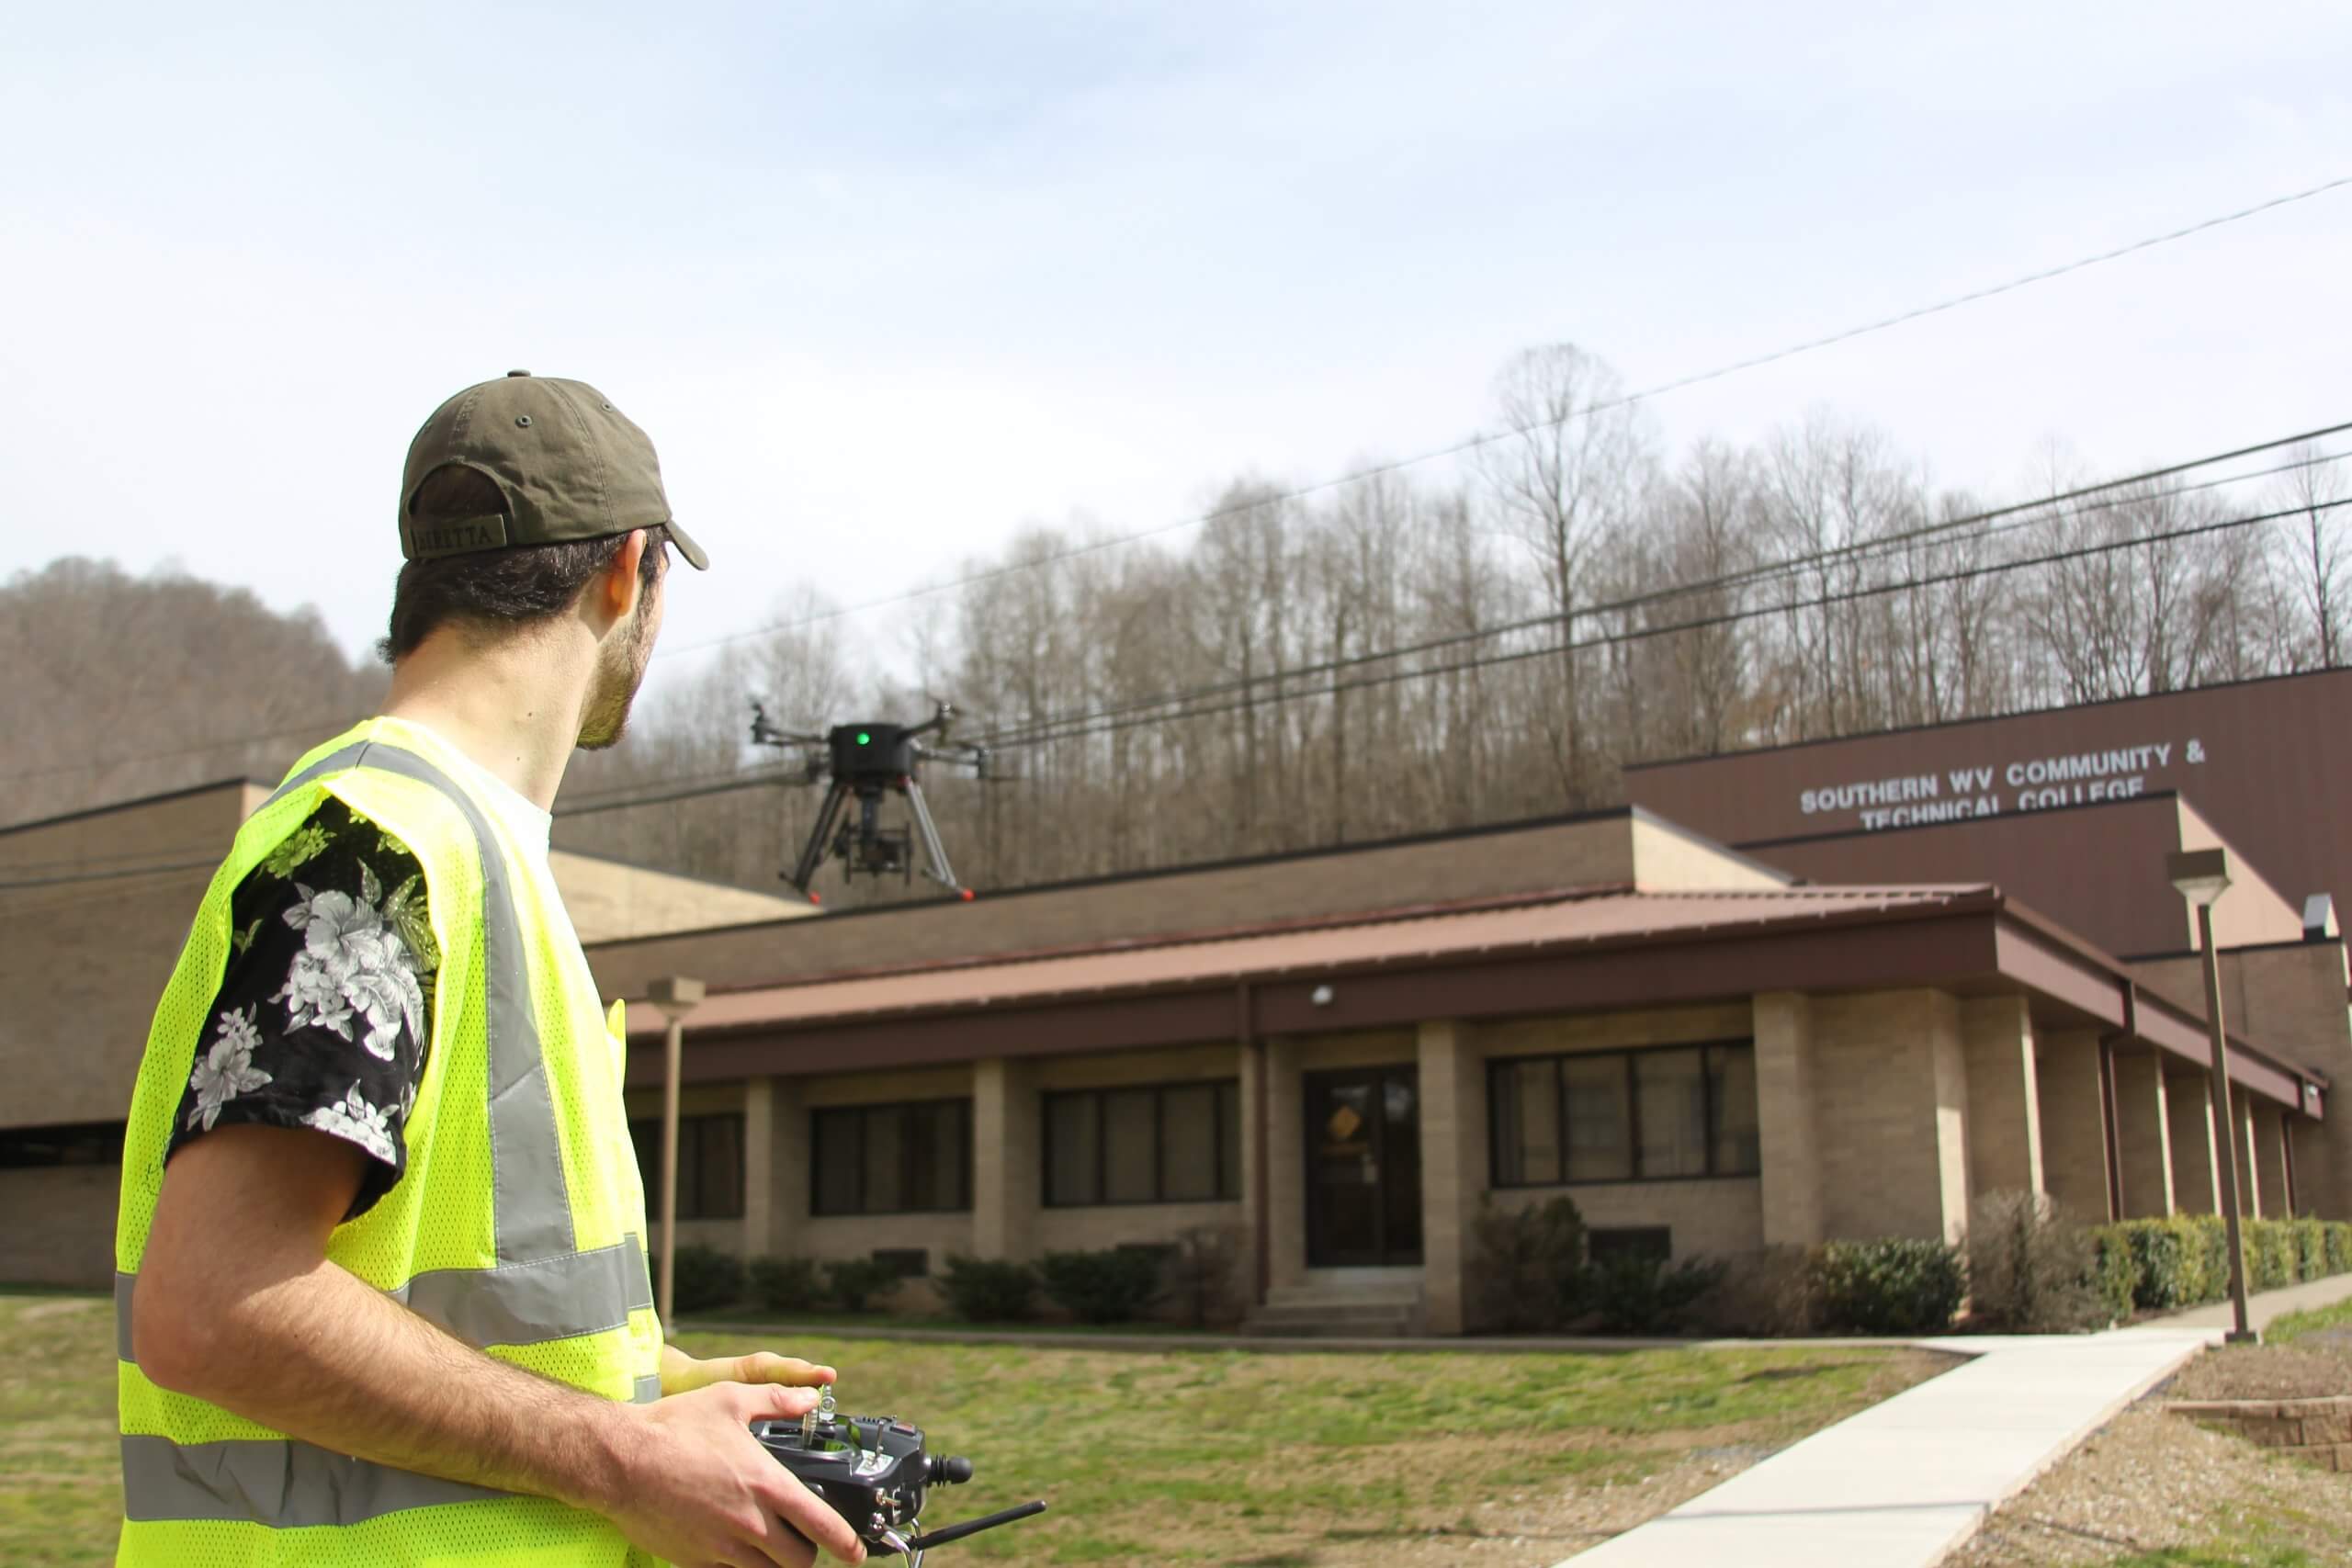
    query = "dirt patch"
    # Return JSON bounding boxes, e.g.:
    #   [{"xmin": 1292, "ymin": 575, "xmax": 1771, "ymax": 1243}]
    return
[
  {"xmin": 1949, "ymin": 1404, "xmax": 2352, "ymax": 1566},
  {"xmin": 2167, "ymin": 1342, "xmax": 2352, "ymax": 1403}
]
